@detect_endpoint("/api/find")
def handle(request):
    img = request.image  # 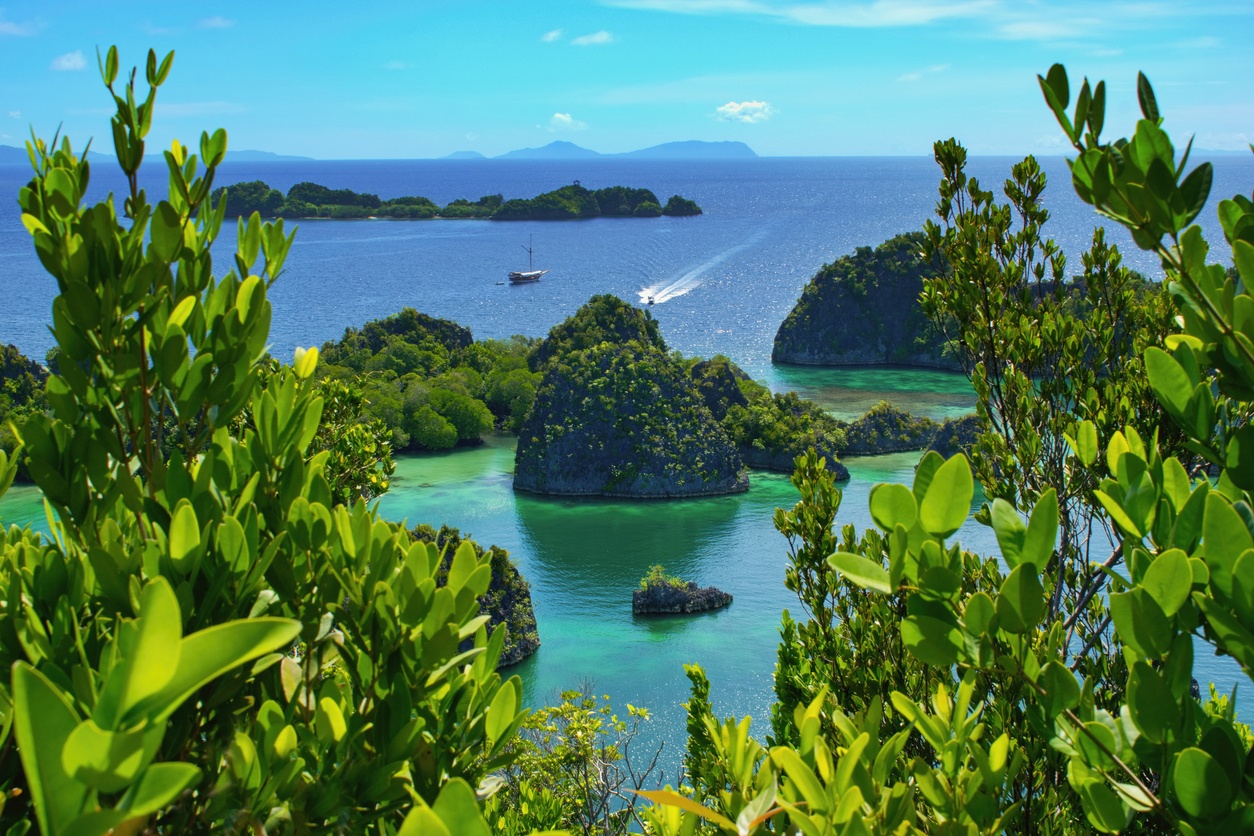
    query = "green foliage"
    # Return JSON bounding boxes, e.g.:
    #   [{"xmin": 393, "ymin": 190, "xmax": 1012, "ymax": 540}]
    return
[
  {"xmin": 1, "ymin": 47, "xmax": 524, "ymax": 832},
  {"xmin": 773, "ymin": 232, "xmax": 954, "ymax": 367},
  {"xmin": 839, "ymin": 399, "xmax": 939, "ymax": 456},
  {"xmin": 411, "ymin": 525, "xmax": 541, "ymax": 668},
  {"xmin": 317, "ymin": 309, "xmax": 540, "ymax": 450},
  {"xmin": 515, "ymin": 311, "xmax": 746, "ymax": 497},
  {"xmin": 487, "ymin": 688, "xmax": 661, "ymax": 834},
  {"xmin": 641, "ymin": 66, "xmax": 1254, "ymax": 835},
  {"xmin": 662, "ymin": 195, "xmax": 702, "ymax": 216},
  {"xmin": 213, "ymin": 179, "xmax": 698, "ymax": 222},
  {"xmin": 0, "ymin": 343, "xmax": 49, "ymax": 481},
  {"xmin": 639, "ymin": 563, "xmax": 686, "ymax": 591},
  {"xmin": 528, "ymin": 293, "xmax": 667, "ymax": 371}
]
